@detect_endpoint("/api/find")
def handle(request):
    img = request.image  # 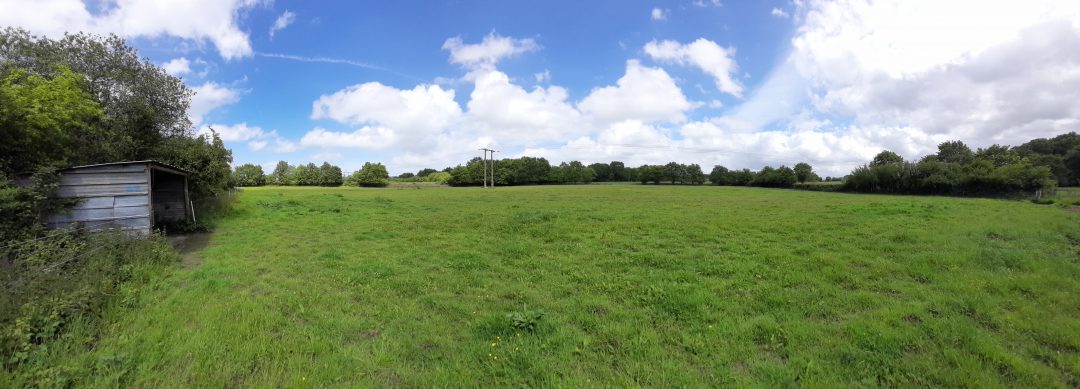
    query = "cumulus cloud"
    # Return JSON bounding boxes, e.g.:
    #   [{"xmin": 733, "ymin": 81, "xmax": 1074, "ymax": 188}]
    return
[
  {"xmin": 644, "ymin": 38, "xmax": 743, "ymax": 97},
  {"xmin": 770, "ymin": 8, "xmax": 788, "ymax": 18},
  {"xmin": 310, "ymin": 82, "xmax": 462, "ymax": 150},
  {"xmin": 790, "ymin": 0, "xmax": 1080, "ymax": 148},
  {"xmin": 300, "ymin": 126, "xmax": 397, "ymax": 149},
  {"xmin": 0, "ymin": 0, "xmax": 265, "ymax": 60},
  {"xmin": 442, "ymin": 32, "xmax": 539, "ymax": 69},
  {"xmin": 465, "ymin": 69, "xmax": 585, "ymax": 143},
  {"xmin": 651, "ymin": 7, "xmax": 668, "ymax": 21},
  {"xmin": 269, "ymin": 10, "xmax": 296, "ymax": 38},
  {"xmin": 188, "ymin": 82, "xmax": 241, "ymax": 125},
  {"xmin": 162, "ymin": 57, "xmax": 191, "ymax": 76},
  {"xmin": 578, "ymin": 60, "xmax": 693, "ymax": 125}
]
